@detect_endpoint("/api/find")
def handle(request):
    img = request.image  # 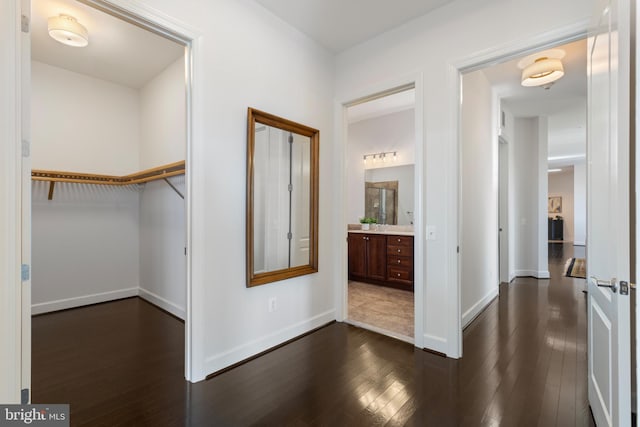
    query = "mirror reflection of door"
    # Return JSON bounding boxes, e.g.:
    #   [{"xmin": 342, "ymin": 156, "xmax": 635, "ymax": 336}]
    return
[
  {"xmin": 365, "ymin": 181, "xmax": 397, "ymax": 224},
  {"xmin": 253, "ymin": 125, "xmax": 311, "ymax": 273}
]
